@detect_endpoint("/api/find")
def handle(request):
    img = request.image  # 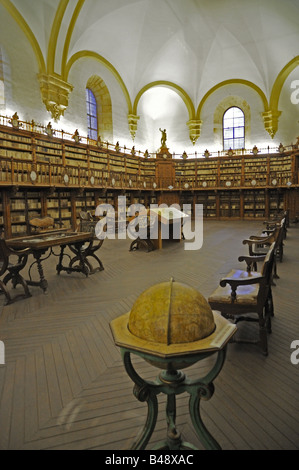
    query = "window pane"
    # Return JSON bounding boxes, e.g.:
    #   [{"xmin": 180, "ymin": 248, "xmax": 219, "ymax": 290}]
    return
[
  {"xmin": 224, "ymin": 108, "xmax": 235, "ymax": 119},
  {"xmin": 233, "ymin": 138, "xmax": 244, "ymax": 149},
  {"xmin": 233, "ymin": 117, "xmax": 244, "ymax": 127},
  {"xmin": 232, "ymin": 107, "xmax": 243, "ymax": 118},
  {"xmin": 234, "ymin": 127, "xmax": 244, "ymax": 138},
  {"xmin": 223, "ymin": 118, "xmax": 233, "ymax": 129},
  {"xmin": 90, "ymin": 103, "xmax": 97, "ymax": 115},
  {"xmin": 224, "ymin": 128, "xmax": 233, "ymax": 139},
  {"xmin": 91, "ymin": 117, "xmax": 97, "ymax": 129},
  {"xmin": 89, "ymin": 129, "xmax": 97, "ymax": 140},
  {"xmin": 224, "ymin": 140, "xmax": 232, "ymax": 150}
]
